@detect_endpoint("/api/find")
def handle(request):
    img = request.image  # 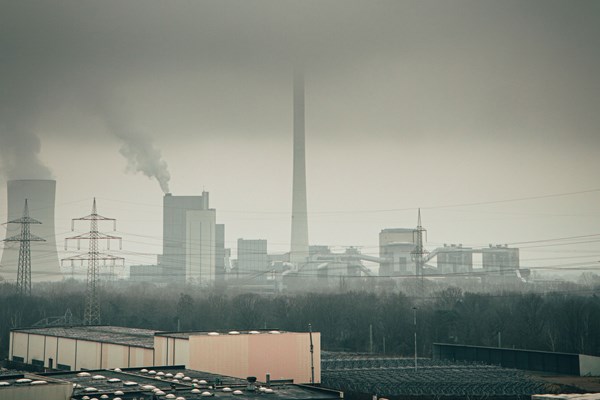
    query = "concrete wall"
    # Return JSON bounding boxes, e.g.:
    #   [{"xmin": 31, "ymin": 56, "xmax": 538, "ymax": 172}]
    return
[
  {"xmin": 579, "ymin": 354, "xmax": 600, "ymax": 376},
  {"xmin": 186, "ymin": 209, "xmax": 216, "ymax": 284},
  {"xmin": 10, "ymin": 331, "xmax": 153, "ymax": 371},
  {"xmin": 0, "ymin": 381, "xmax": 72, "ymax": 400},
  {"xmin": 188, "ymin": 332, "xmax": 321, "ymax": 384}
]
